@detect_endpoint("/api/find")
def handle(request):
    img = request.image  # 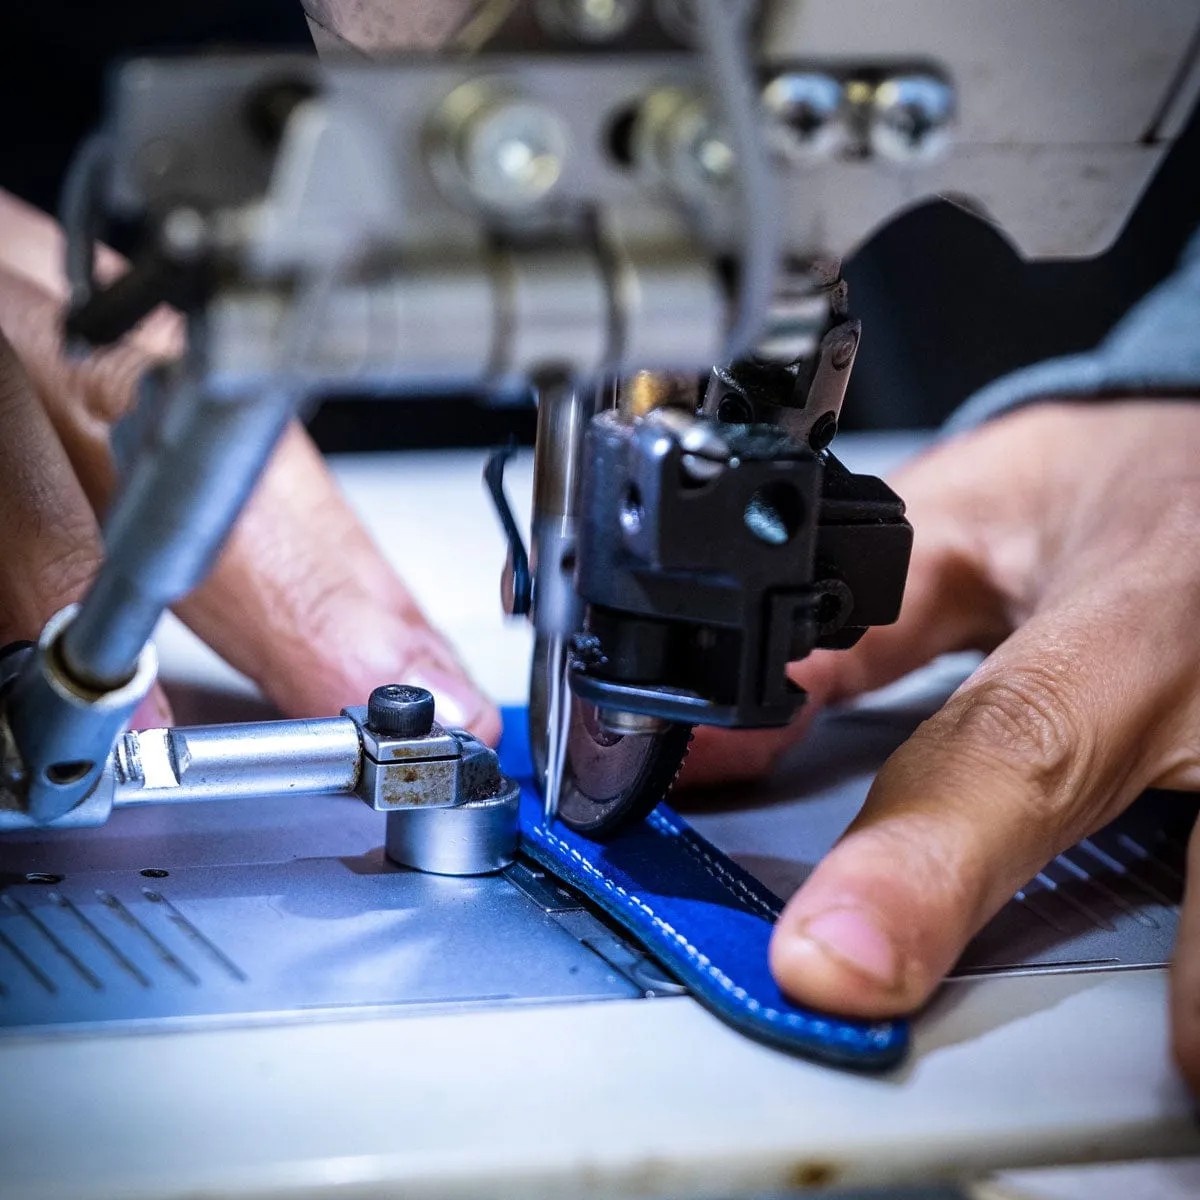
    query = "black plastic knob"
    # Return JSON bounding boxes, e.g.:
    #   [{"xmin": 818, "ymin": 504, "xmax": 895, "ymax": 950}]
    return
[{"xmin": 367, "ymin": 684, "xmax": 436, "ymax": 738}]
